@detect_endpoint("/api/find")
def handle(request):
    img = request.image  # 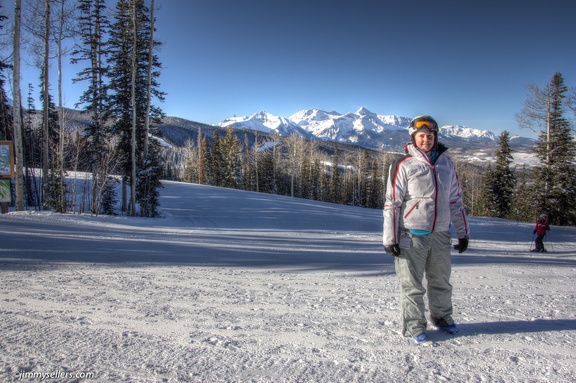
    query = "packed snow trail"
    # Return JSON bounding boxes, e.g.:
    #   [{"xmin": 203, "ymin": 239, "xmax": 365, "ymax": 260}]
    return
[{"xmin": 0, "ymin": 181, "xmax": 575, "ymax": 382}]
